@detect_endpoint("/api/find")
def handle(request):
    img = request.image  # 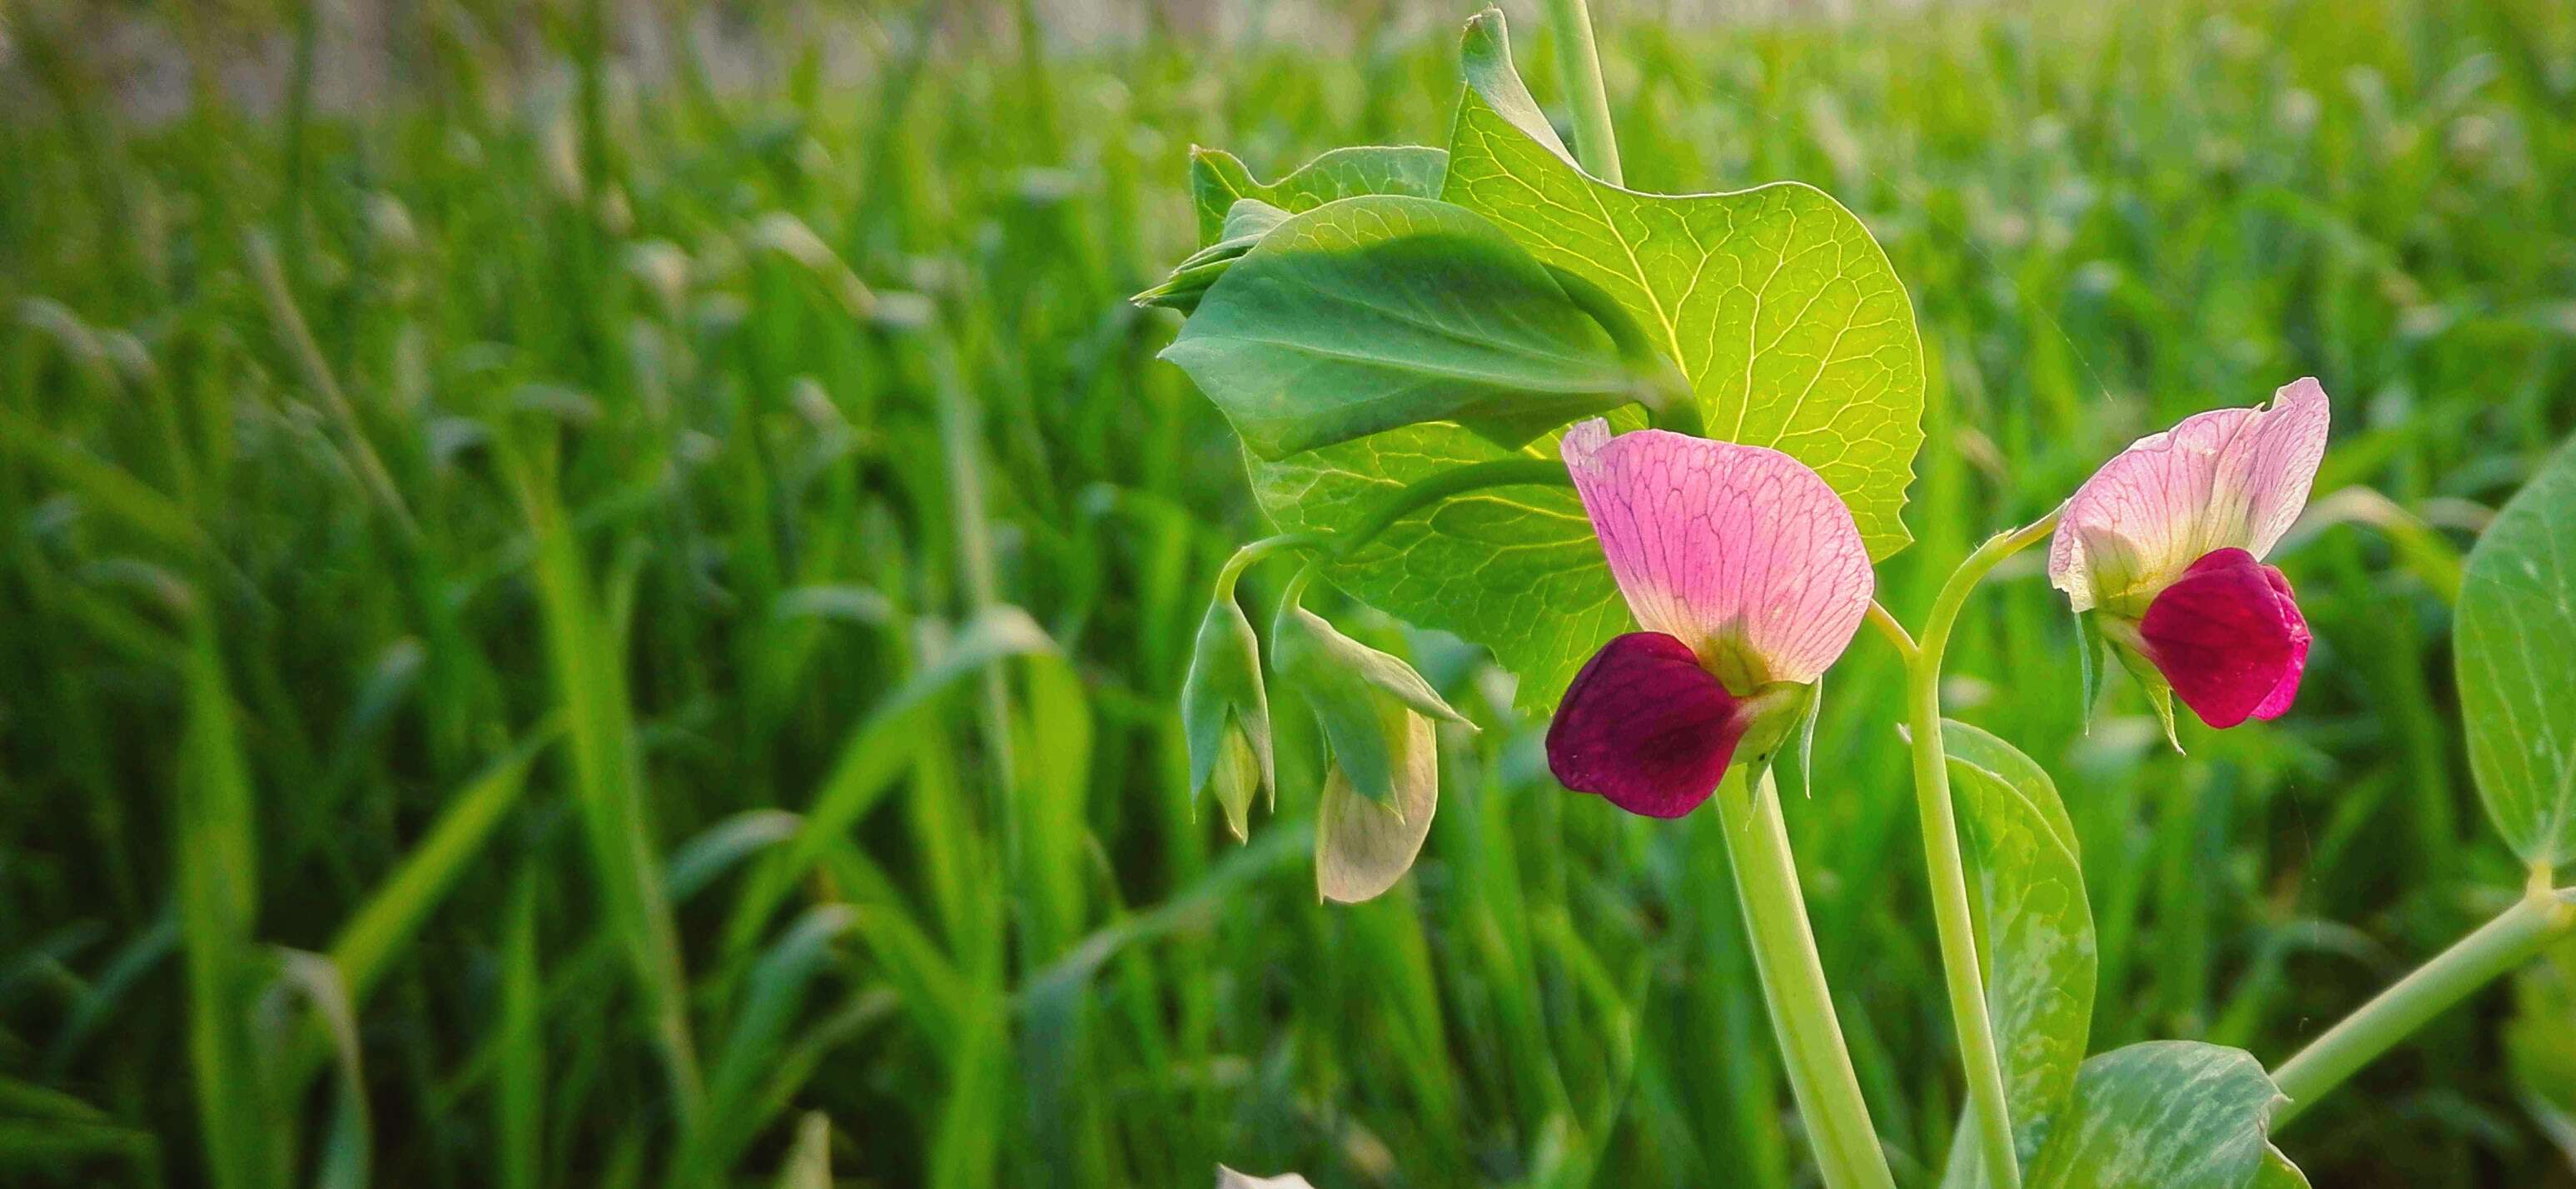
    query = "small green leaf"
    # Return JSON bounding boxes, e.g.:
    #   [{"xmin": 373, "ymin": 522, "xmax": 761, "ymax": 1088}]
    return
[
  {"xmin": 1190, "ymin": 145, "xmax": 1447, "ymax": 244},
  {"xmin": 1314, "ymin": 705, "xmax": 1440, "ymax": 904},
  {"xmin": 1181, "ymin": 590, "xmax": 1274, "ymax": 839},
  {"xmin": 1938, "ymin": 720, "xmax": 2096, "ymax": 1189},
  {"xmin": 1441, "ymin": 9, "xmax": 1926, "ymax": 560},
  {"xmin": 1271, "ymin": 602, "xmax": 1468, "ymax": 809},
  {"xmin": 1251, "ymin": 420, "xmax": 1637, "ymax": 715},
  {"xmin": 1134, "ymin": 200, "xmax": 1292, "ymax": 313},
  {"xmin": 1161, "ymin": 195, "xmax": 1673, "ymax": 460},
  {"xmin": 2025, "ymin": 1041, "xmax": 2285, "ymax": 1189},
  {"xmin": 2455, "ymin": 433, "xmax": 2576, "ymax": 869}
]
